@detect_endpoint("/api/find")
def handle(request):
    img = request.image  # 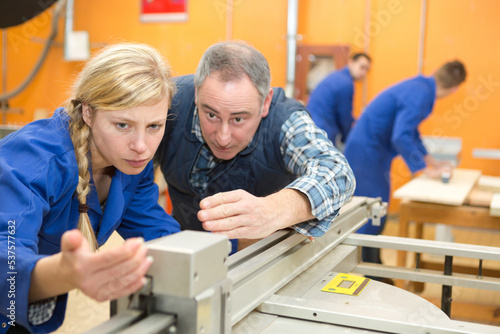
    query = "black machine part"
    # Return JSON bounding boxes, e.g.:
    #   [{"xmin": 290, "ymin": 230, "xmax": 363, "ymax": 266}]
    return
[{"xmin": 0, "ymin": 0, "xmax": 58, "ymax": 29}]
